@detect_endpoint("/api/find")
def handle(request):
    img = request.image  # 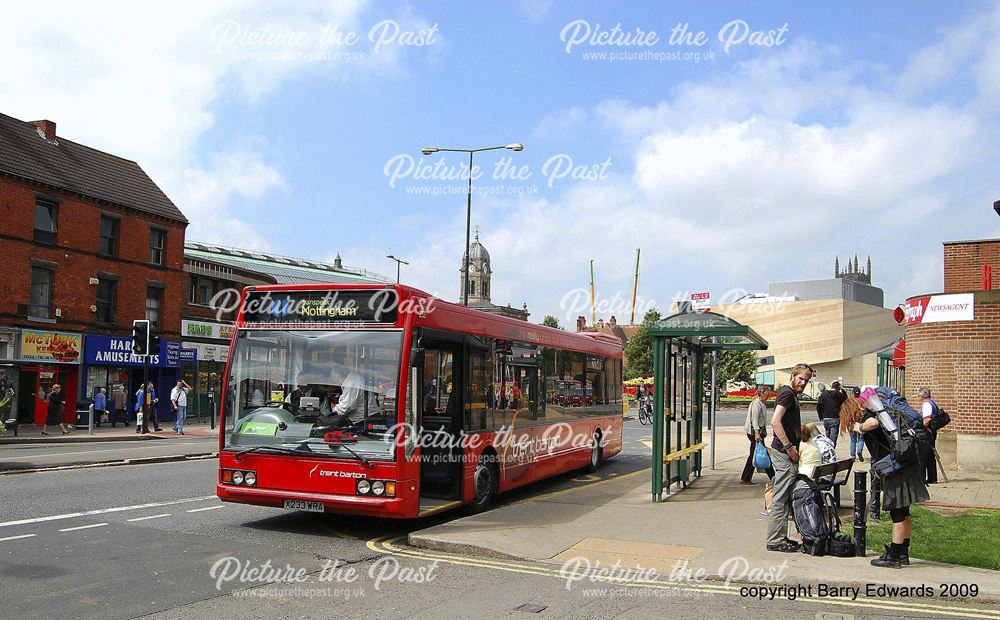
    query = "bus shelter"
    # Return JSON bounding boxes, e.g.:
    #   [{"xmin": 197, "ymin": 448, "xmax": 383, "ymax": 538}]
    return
[{"xmin": 648, "ymin": 311, "xmax": 768, "ymax": 502}]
